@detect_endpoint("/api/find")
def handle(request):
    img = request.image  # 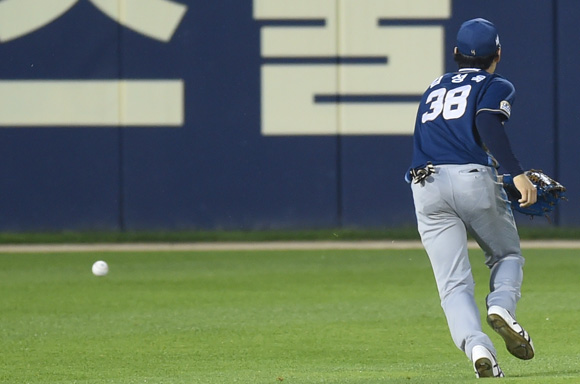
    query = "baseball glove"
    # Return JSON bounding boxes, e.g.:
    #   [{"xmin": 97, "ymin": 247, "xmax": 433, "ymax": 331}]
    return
[{"xmin": 501, "ymin": 170, "xmax": 567, "ymax": 219}]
